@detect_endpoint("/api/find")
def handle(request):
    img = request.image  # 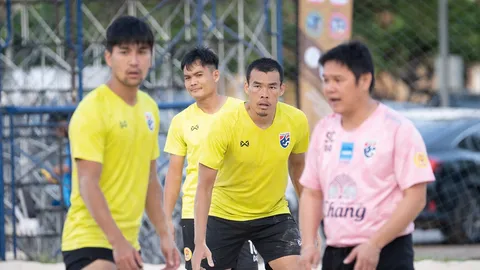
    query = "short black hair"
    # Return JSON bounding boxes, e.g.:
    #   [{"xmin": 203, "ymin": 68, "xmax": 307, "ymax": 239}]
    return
[
  {"xmin": 246, "ymin": 58, "xmax": 284, "ymax": 84},
  {"xmin": 105, "ymin": 16, "xmax": 154, "ymax": 52},
  {"xmin": 319, "ymin": 40, "xmax": 375, "ymax": 93},
  {"xmin": 181, "ymin": 46, "xmax": 219, "ymax": 70},
  {"xmin": 48, "ymin": 112, "xmax": 69, "ymax": 124}
]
